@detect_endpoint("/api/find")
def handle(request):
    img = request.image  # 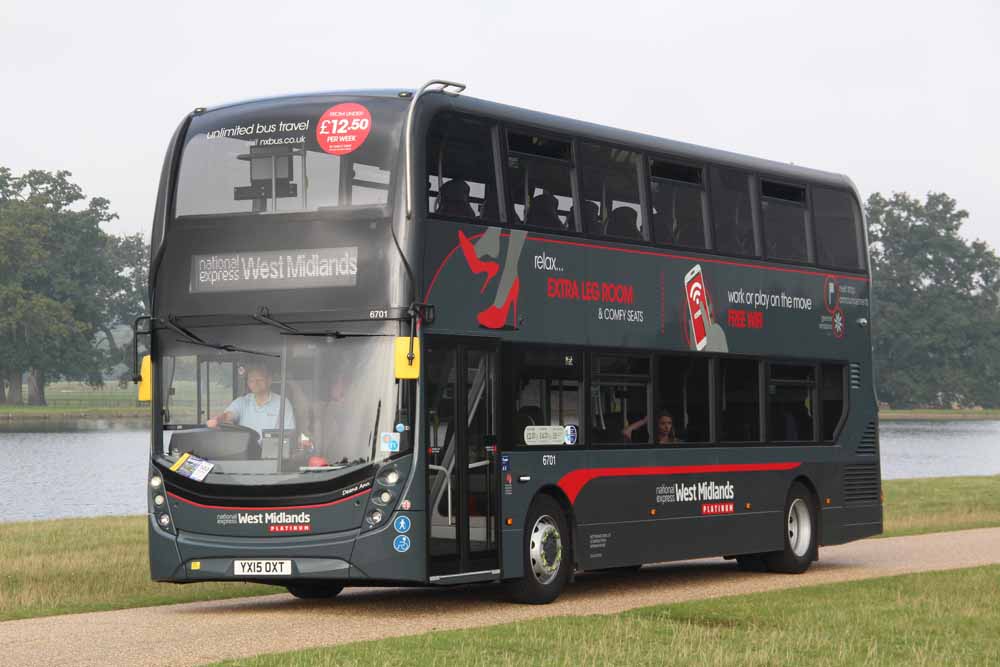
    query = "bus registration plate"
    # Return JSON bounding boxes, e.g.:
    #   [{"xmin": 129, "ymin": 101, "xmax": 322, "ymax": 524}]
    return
[{"xmin": 234, "ymin": 559, "xmax": 291, "ymax": 576}]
